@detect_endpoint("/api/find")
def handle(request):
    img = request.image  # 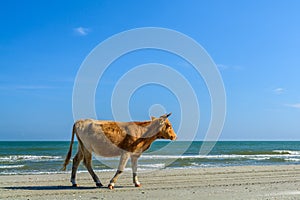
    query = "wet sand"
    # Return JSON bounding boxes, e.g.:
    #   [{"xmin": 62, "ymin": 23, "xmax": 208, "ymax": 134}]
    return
[{"xmin": 1, "ymin": 165, "xmax": 300, "ymax": 199}]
